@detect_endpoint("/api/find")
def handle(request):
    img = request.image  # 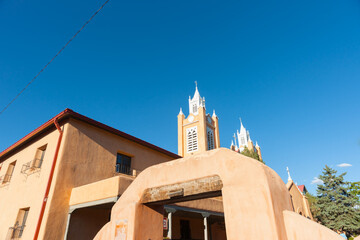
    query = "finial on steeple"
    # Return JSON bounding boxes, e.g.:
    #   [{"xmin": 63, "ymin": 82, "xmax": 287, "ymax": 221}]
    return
[
  {"xmin": 179, "ymin": 108, "xmax": 184, "ymax": 115},
  {"xmin": 212, "ymin": 109, "xmax": 217, "ymax": 117},
  {"xmin": 286, "ymin": 167, "xmax": 292, "ymax": 182},
  {"xmin": 195, "ymin": 81, "xmax": 198, "ymax": 89}
]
